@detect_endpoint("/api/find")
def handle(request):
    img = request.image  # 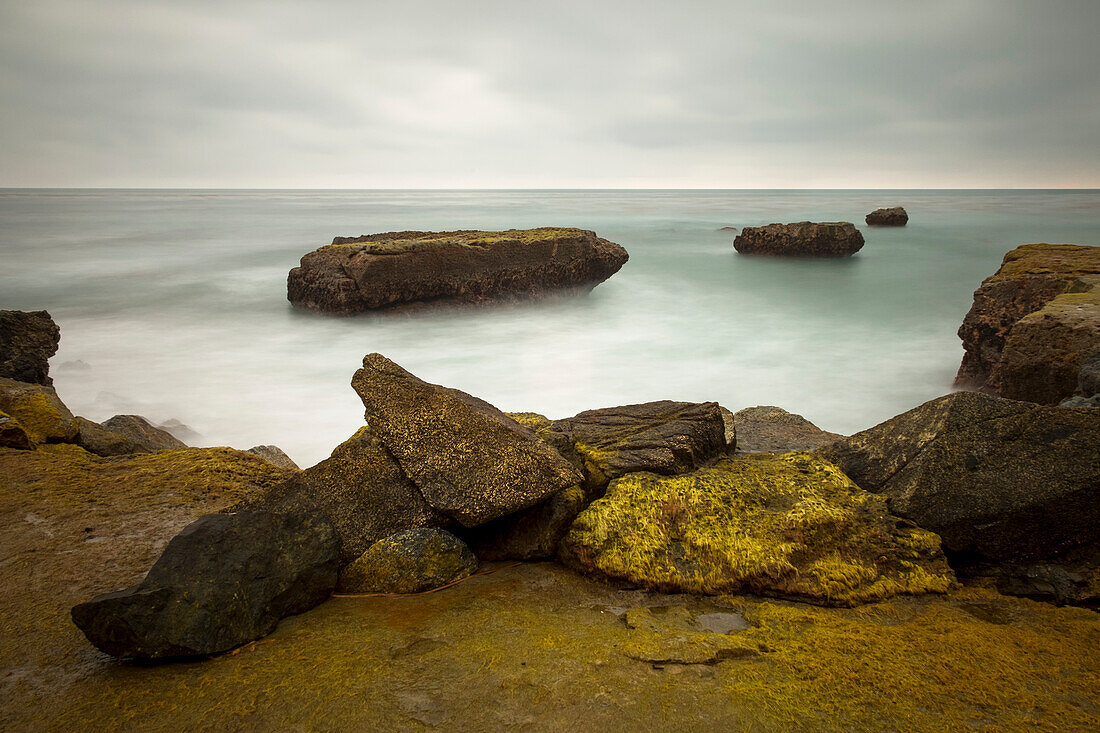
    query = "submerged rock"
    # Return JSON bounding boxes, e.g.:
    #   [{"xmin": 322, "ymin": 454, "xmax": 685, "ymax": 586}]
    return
[
  {"xmin": 954, "ymin": 243, "xmax": 1100, "ymax": 397},
  {"xmin": 821, "ymin": 391, "xmax": 1100, "ymax": 562},
  {"xmin": 0, "ymin": 377, "xmax": 78, "ymax": 446},
  {"xmin": 337, "ymin": 528, "xmax": 478, "ymax": 594},
  {"xmin": 287, "ymin": 228, "xmax": 629, "ymax": 314},
  {"xmin": 71, "ymin": 510, "xmax": 340, "ymax": 660},
  {"xmin": 733, "ymin": 222, "xmax": 865, "ymax": 257},
  {"xmin": 246, "ymin": 445, "xmax": 300, "ymax": 470},
  {"xmin": 865, "ymin": 207, "xmax": 908, "ymax": 226},
  {"xmin": 0, "ymin": 310, "xmax": 60, "ymax": 386},
  {"xmin": 732, "ymin": 406, "xmax": 842, "ymax": 454},
  {"xmin": 559, "ymin": 452, "xmax": 954, "ymax": 606},
  {"xmin": 101, "ymin": 415, "xmax": 187, "ymax": 452},
  {"xmin": 352, "ymin": 354, "xmax": 582, "ymax": 527}
]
